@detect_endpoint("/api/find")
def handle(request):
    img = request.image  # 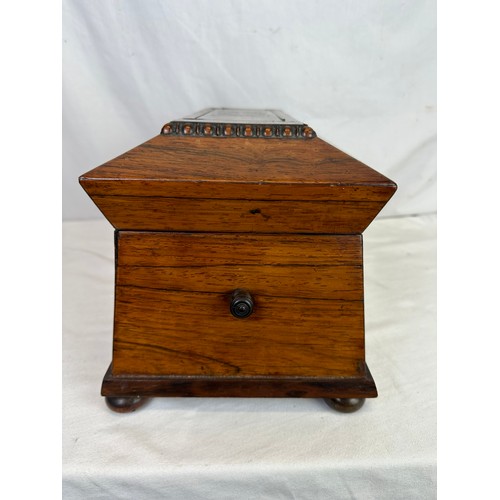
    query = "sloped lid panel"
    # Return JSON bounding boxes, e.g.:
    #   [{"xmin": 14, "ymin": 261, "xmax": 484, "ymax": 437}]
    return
[
  {"xmin": 80, "ymin": 112, "xmax": 396, "ymax": 233},
  {"xmin": 81, "ymin": 135, "xmax": 396, "ymax": 195}
]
